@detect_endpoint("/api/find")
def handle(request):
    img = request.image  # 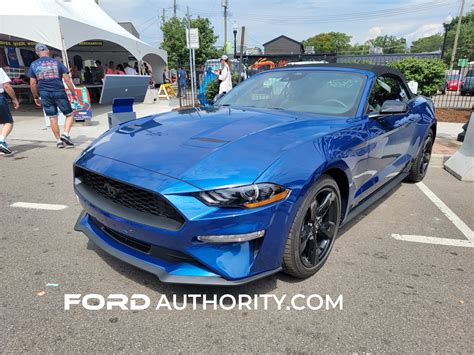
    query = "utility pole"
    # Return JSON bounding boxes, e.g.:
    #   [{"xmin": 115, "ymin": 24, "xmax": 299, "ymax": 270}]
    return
[
  {"xmin": 222, "ymin": 0, "xmax": 228, "ymax": 50},
  {"xmin": 450, "ymin": 0, "xmax": 465, "ymax": 70},
  {"xmin": 162, "ymin": 8, "xmax": 166, "ymax": 24},
  {"xmin": 174, "ymin": 0, "xmax": 177, "ymax": 18},
  {"xmin": 186, "ymin": 6, "xmax": 195, "ymax": 107}
]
